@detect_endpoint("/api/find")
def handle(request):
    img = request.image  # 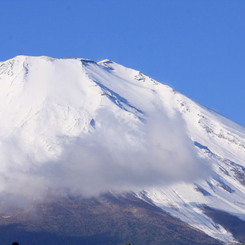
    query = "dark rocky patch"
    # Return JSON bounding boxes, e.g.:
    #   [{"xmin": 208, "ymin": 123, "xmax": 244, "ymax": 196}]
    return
[
  {"xmin": 0, "ymin": 194, "xmax": 222, "ymax": 245},
  {"xmin": 194, "ymin": 184, "xmax": 212, "ymax": 196},
  {"xmin": 203, "ymin": 205, "xmax": 245, "ymax": 243}
]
